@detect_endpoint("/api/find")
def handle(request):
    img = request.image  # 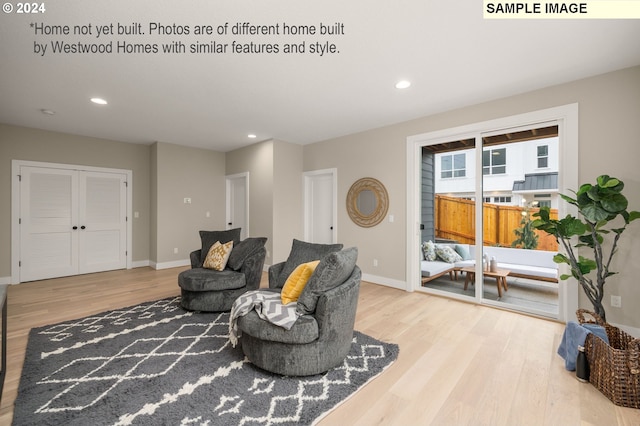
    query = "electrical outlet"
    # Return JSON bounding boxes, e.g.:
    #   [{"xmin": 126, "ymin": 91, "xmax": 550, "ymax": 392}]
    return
[
  {"xmin": 174, "ymin": 247, "xmax": 179, "ymax": 254},
  {"xmin": 611, "ymin": 295, "xmax": 622, "ymax": 308},
  {"xmin": 183, "ymin": 197, "xmax": 191, "ymax": 204},
  {"xmin": 373, "ymin": 259, "xmax": 378, "ymax": 267}
]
